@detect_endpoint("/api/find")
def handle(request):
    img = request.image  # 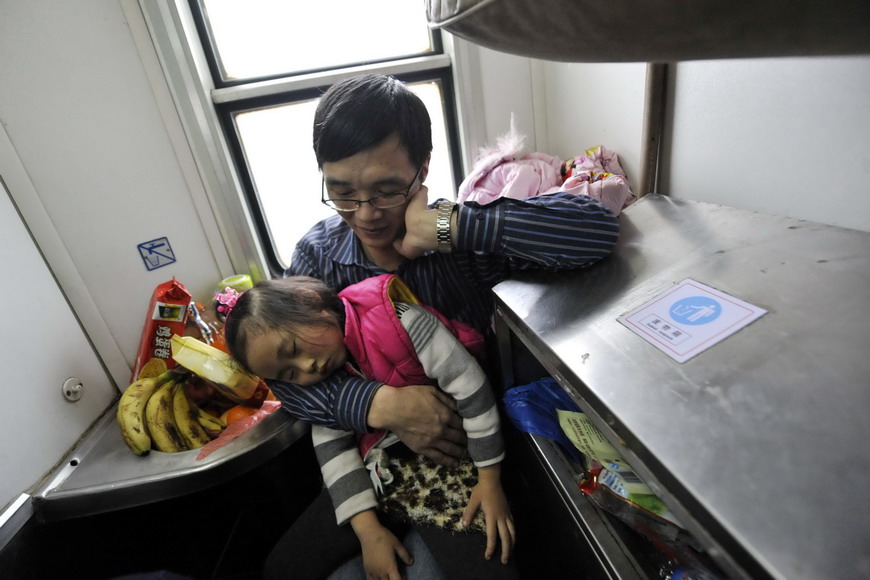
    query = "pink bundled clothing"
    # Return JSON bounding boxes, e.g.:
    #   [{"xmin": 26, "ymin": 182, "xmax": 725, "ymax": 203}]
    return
[
  {"xmin": 457, "ymin": 151, "xmax": 565, "ymax": 204},
  {"xmin": 561, "ymin": 145, "xmax": 635, "ymax": 216},
  {"xmin": 458, "ymin": 143, "xmax": 634, "ymax": 216}
]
